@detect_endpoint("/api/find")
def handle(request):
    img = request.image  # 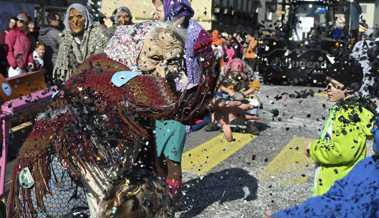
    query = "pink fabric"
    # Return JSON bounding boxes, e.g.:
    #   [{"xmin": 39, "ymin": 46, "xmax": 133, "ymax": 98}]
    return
[
  {"xmin": 227, "ymin": 58, "xmax": 245, "ymax": 73},
  {"xmin": 224, "ymin": 58, "xmax": 248, "ymax": 81},
  {"xmin": 225, "ymin": 47, "xmax": 235, "ymax": 65},
  {"xmin": 4, "ymin": 28, "xmax": 32, "ymax": 69}
]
